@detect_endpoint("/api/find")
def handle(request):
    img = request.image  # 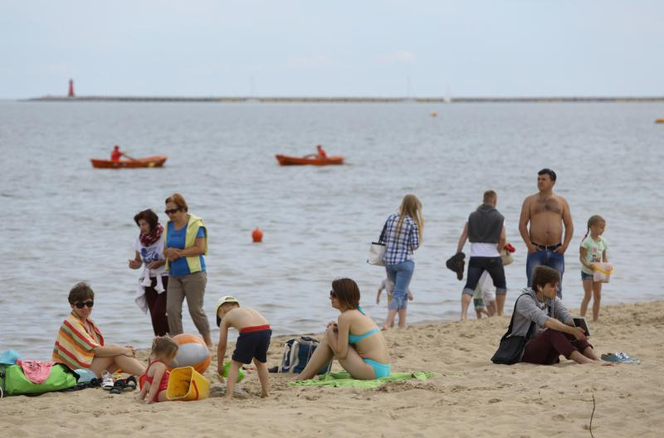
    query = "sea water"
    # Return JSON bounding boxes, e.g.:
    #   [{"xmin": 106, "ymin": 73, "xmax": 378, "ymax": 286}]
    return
[{"xmin": 1, "ymin": 100, "xmax": 662, "ymax": 359}]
